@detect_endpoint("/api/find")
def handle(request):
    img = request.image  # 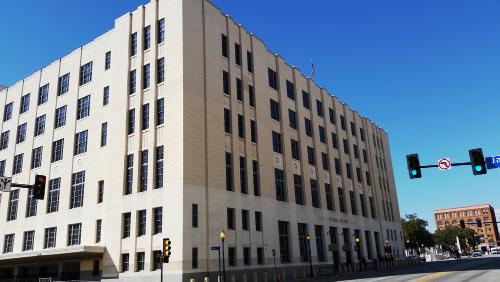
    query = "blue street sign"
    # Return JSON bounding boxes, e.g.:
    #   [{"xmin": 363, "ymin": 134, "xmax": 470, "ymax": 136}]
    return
[
  {"xmin": 211, "ymin": 246, "xmax": 220, "ymax": 251},
  {"xmin": 485, "ymin": 156, "xmax": 500, "ymax": 169}
]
